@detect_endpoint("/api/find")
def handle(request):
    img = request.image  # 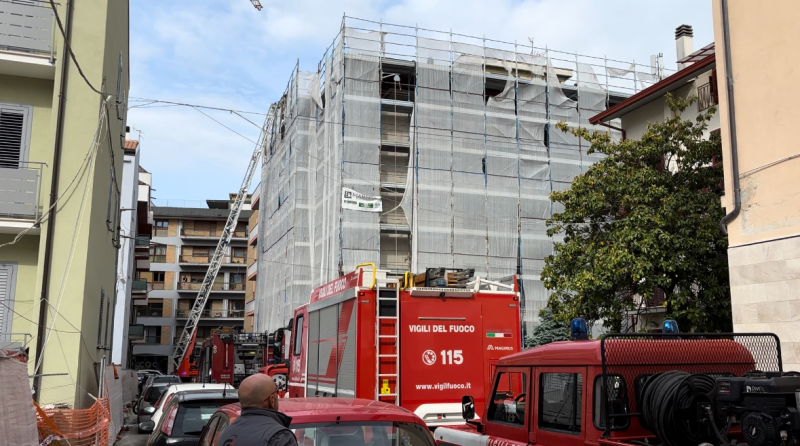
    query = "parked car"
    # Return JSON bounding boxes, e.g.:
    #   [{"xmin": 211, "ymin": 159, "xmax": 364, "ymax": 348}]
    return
[
  {"xmin": 139, "ymin": 389, "xmax": 239, "ymax": 446},
  {"xmin": 147, "ymin": 383, "xmax": 233, "ymax": 427},
  {"xmin": 135, "ymin": 376, "xmax": 180, "ymax": 415},
  {"xmin": 196, "ymin": 398, "xmax": 437, "ymax": 446},
  {"xmin": 137, "ymin": 370, "xmax": 163, "ymax": 393},
  {"xmin": 136, "ymin": 382, "xmax": 172, "ymax": 424}
]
